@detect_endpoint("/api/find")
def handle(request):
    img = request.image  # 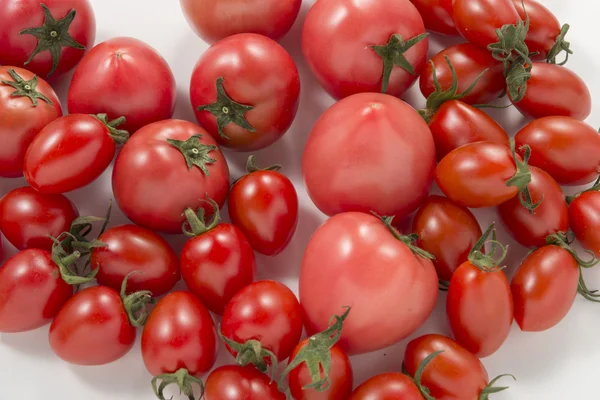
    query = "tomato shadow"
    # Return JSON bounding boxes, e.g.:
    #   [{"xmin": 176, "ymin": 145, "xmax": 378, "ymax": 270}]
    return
[{"xmin": 0, "ymin": 326, "xmax": 55, "ymax": 360}]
